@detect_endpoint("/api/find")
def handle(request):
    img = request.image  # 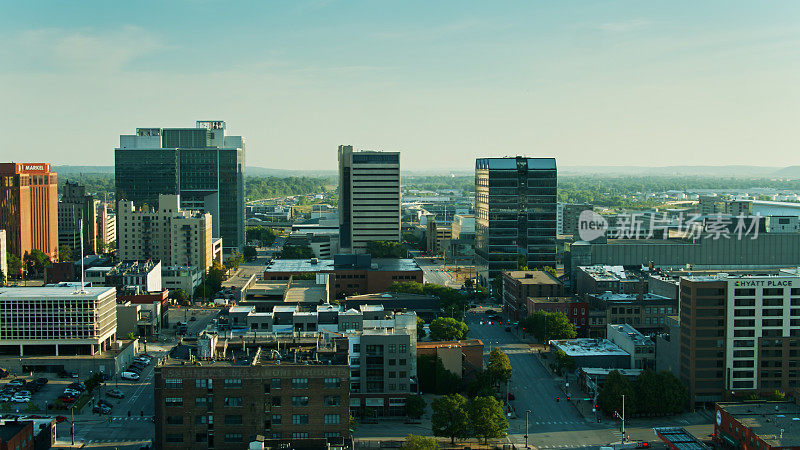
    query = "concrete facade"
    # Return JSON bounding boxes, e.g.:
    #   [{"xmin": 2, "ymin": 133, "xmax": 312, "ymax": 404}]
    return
[{"xmin": 57, "ymin": 181, "xmax": 98, "ymax": 255}]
